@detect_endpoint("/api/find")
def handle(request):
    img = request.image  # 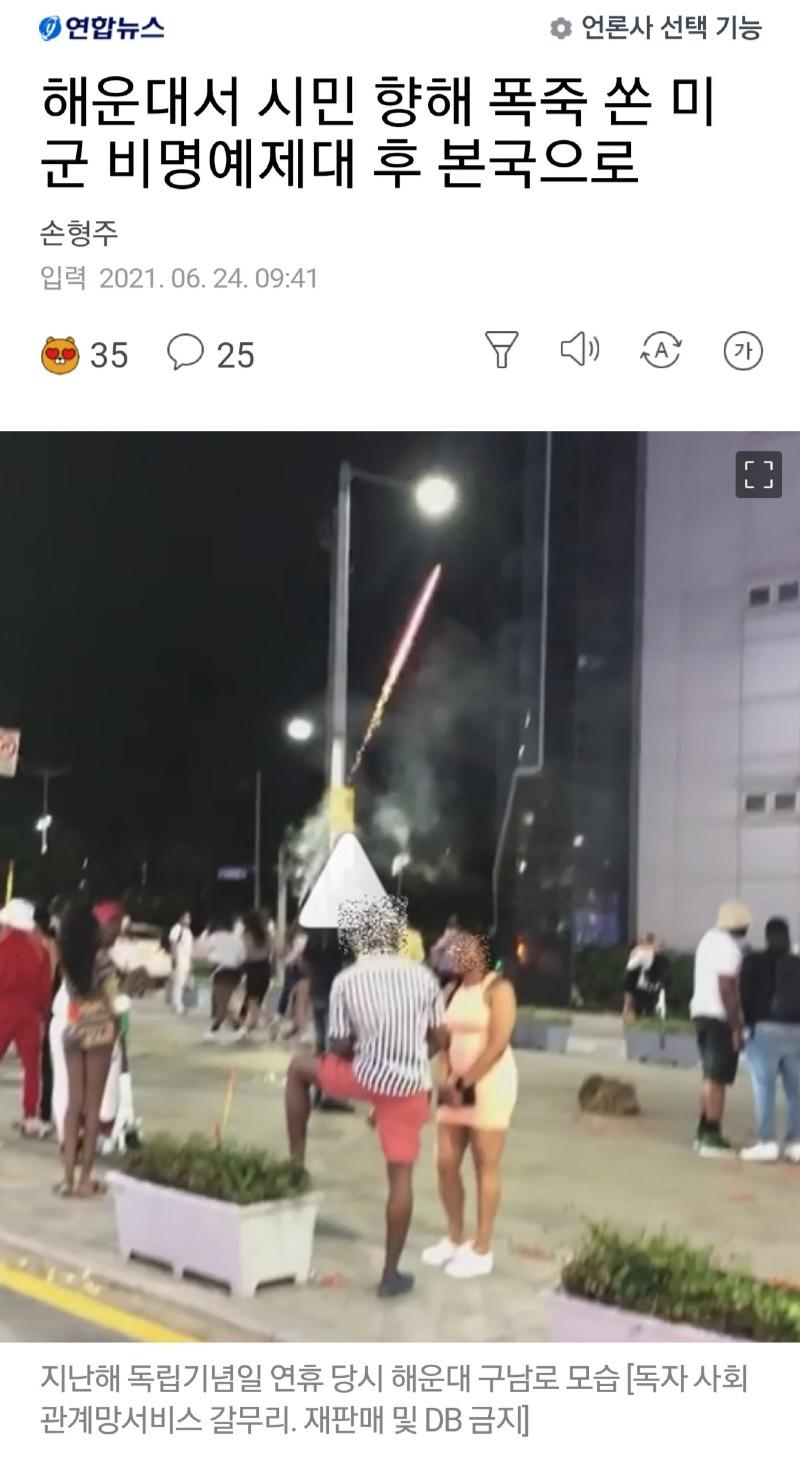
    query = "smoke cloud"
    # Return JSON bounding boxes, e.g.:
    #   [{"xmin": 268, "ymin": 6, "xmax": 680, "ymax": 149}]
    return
[{"xmin": 285, "ymin": 622, "xmax": 497, "ymax": 899}]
